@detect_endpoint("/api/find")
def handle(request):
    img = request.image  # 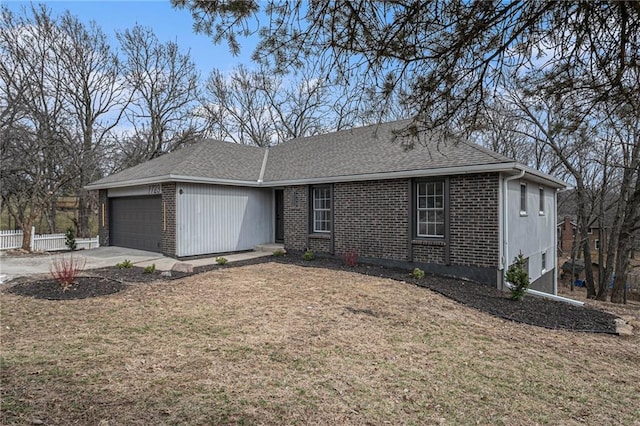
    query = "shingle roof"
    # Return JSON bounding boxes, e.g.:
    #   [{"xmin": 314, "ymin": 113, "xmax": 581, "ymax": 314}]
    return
[
  {"xmin": 264, "ymin": 120, "xmax": 514, "ymax": 182},
  {"xmin": 87, "ymin": 120, "xmax": 564, "ymax": 189},
  {"xmin": 89, "ymin": 139, "xmax": 265, "ymax": 187}
]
